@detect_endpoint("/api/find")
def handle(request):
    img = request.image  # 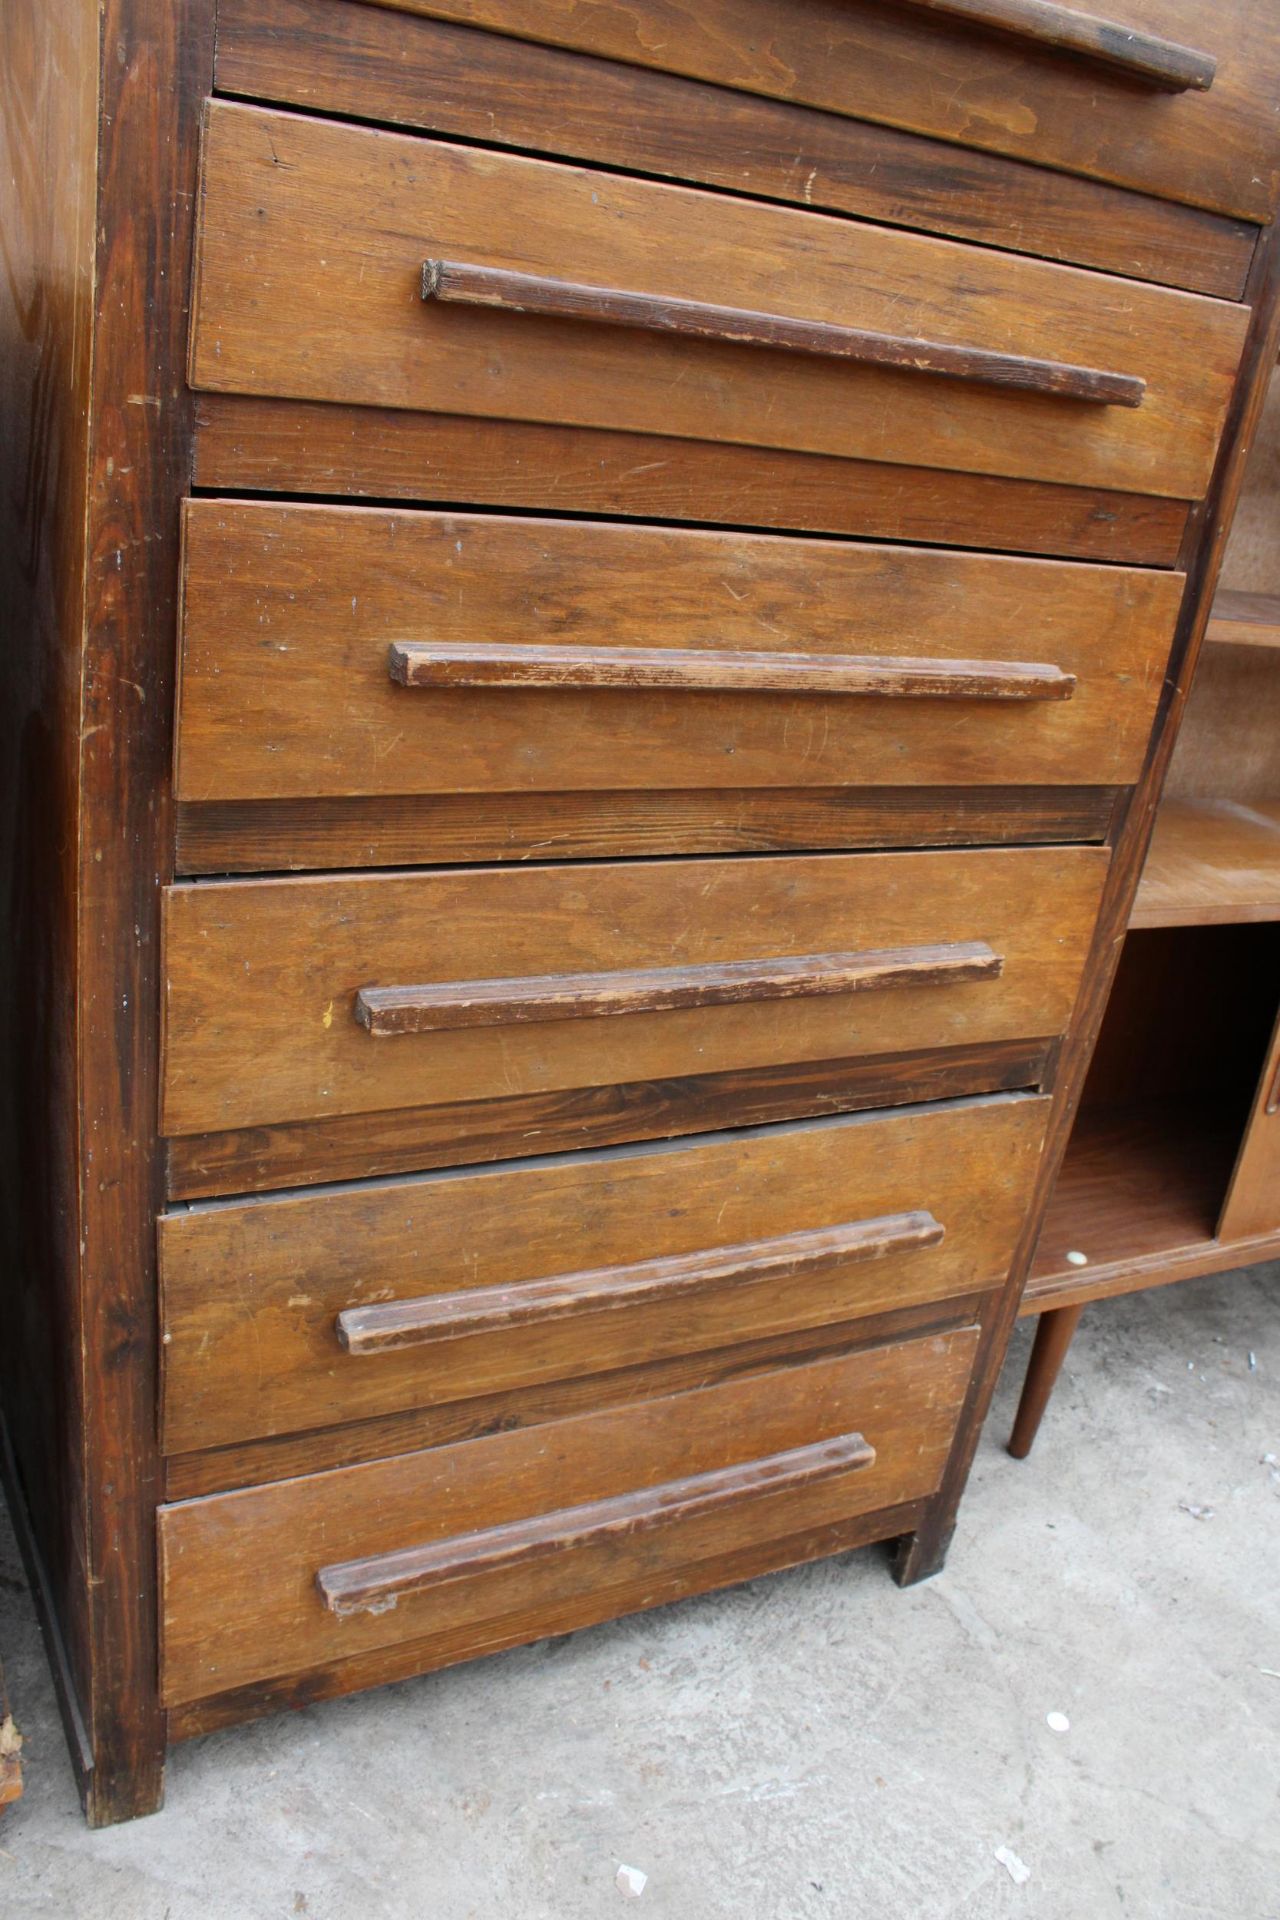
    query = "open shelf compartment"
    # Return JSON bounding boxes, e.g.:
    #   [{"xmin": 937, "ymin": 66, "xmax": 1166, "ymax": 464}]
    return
[
  {"xmin": 1025, "ymin": 923, "xmax": 1280, "ymax": 1313},
  {"xmin": 1133, "ymin": 798, "xmax": 1280, "ymax": 927},
  {"xmin": 1206, "ymin": 587, "xmax": 1280, "ymax": 650}
]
